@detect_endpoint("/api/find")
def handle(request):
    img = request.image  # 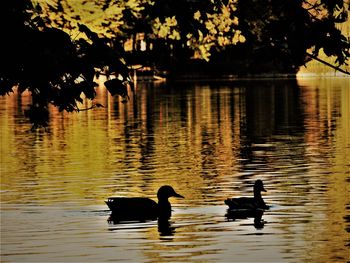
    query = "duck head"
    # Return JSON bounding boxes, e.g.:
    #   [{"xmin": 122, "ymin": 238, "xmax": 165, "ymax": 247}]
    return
[
  {"xmin": 157, "ymin": 185, "xmax": 184, "ymax": 201},
  {"xmin": 254, "ymin": 180, "xmax": 266, "ymax": 192},
  {"xmin": 157, "ymin": 185, "xmax": 184, "ymax": 220},
  {"xmin": 253, "ymin": 180, "xmax": 266, "ymax": 200}
]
